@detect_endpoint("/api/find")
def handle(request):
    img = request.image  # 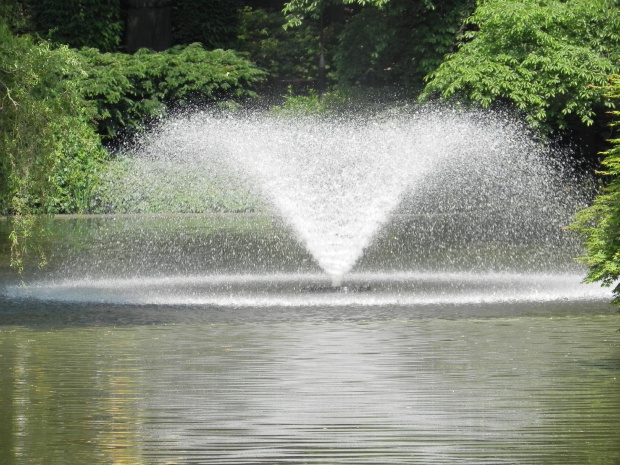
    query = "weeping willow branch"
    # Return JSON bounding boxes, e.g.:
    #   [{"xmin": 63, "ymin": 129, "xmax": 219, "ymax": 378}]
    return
[
  {"xmin": 0, "ymin": 78, "xmax": 18, "ymax": 107},
  {"xmin": 9, "ymin": 214, "xmax": 48, "ymax": 275}
]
